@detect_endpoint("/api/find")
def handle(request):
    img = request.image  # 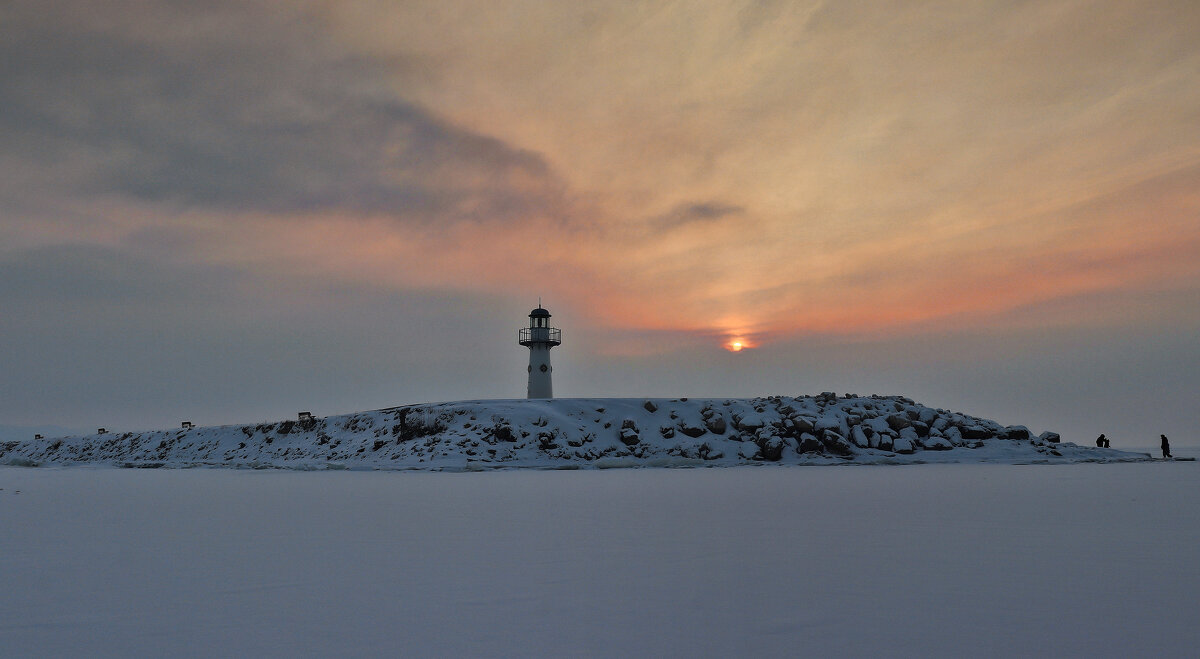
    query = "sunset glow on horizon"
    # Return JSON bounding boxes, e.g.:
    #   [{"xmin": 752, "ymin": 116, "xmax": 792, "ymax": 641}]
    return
[{"xmin": 2, "ymin": 1, "xmax": 1199, "ymax": 442}]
